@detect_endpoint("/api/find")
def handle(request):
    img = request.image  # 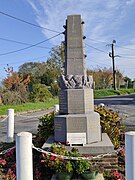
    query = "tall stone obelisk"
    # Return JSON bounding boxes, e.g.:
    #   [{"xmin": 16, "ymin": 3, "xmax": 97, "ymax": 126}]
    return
[{"xmin": 54, "ymin": 15, "xmax": 101, "ymax": 145}]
